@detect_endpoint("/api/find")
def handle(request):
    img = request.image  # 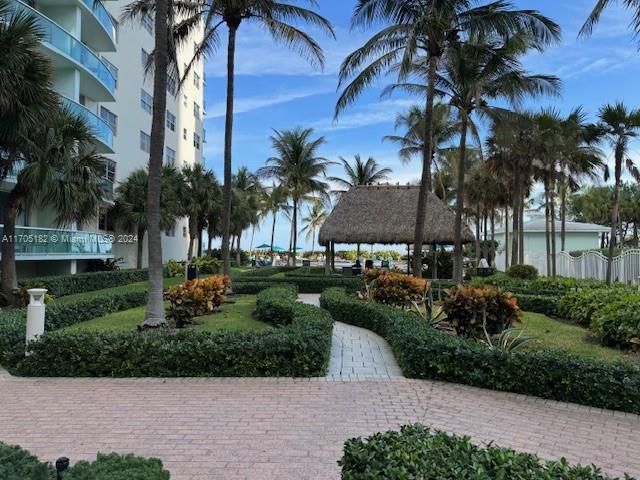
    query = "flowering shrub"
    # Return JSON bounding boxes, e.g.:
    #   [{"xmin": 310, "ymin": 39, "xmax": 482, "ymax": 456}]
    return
[
  {"xmin": 165, "ymin": 275, "xmax": 230, "ymax": 328},
  {"xmin": 362, "ymin": 269, "xmax": 430, "ymax": 308},
  {"xmin": 442, "ymin": 285, "xmax": 522, "ymax": 338}
]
